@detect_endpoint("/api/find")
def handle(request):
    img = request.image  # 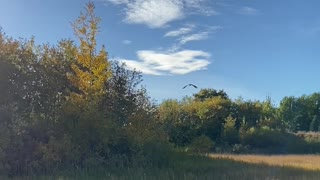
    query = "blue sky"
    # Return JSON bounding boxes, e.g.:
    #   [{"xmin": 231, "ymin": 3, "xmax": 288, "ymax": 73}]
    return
[{"xmin": 1, "ymin": 0, "xmax": 320, "ymax": 105}]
